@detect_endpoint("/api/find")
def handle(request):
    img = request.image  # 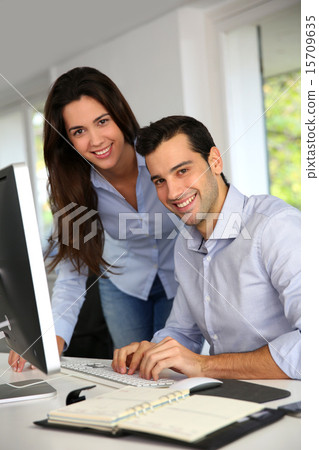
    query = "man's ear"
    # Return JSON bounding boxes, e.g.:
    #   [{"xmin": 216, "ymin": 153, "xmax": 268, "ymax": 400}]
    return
[{"xmin": 208, "ymin": 147, "xmax": 223, "ymax": 175}]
